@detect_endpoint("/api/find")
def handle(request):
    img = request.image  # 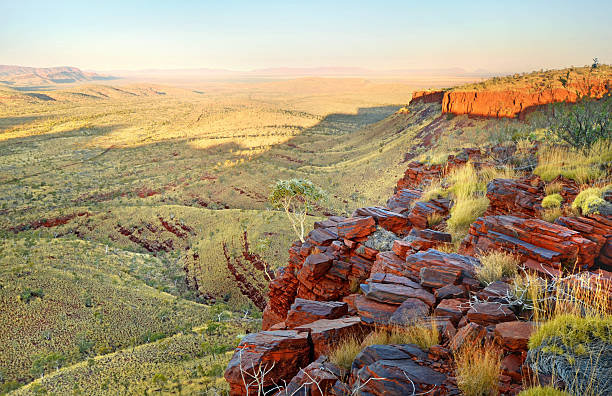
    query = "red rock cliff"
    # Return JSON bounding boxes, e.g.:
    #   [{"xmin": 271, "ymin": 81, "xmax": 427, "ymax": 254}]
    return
[
  {"xmin": 442, "ymin": 80, "xmax": 610, "ymax": 119},
  {"xmin": 410, "ymin": 90, "xmax": 445, "ymax": 105}
]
